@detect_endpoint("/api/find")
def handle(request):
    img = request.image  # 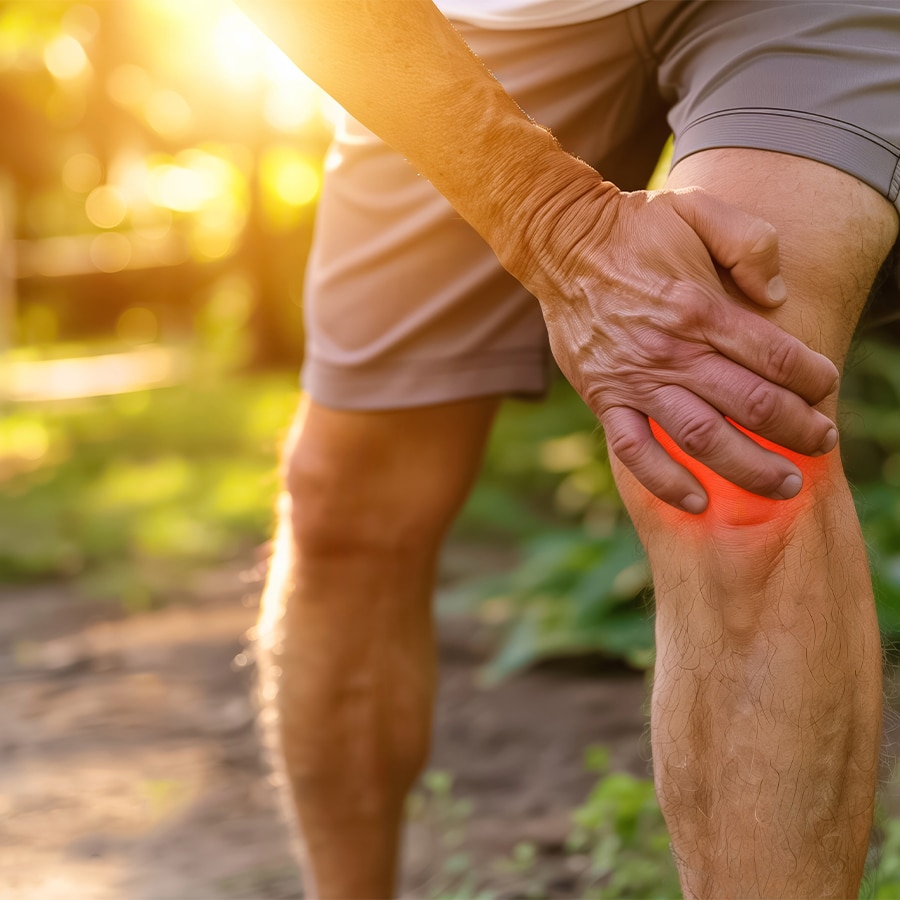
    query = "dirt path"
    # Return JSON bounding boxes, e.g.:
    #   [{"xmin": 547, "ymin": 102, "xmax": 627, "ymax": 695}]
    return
[{"xmin": 0, "ymin": 550, "xmax": 650, "ymax": 899}]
